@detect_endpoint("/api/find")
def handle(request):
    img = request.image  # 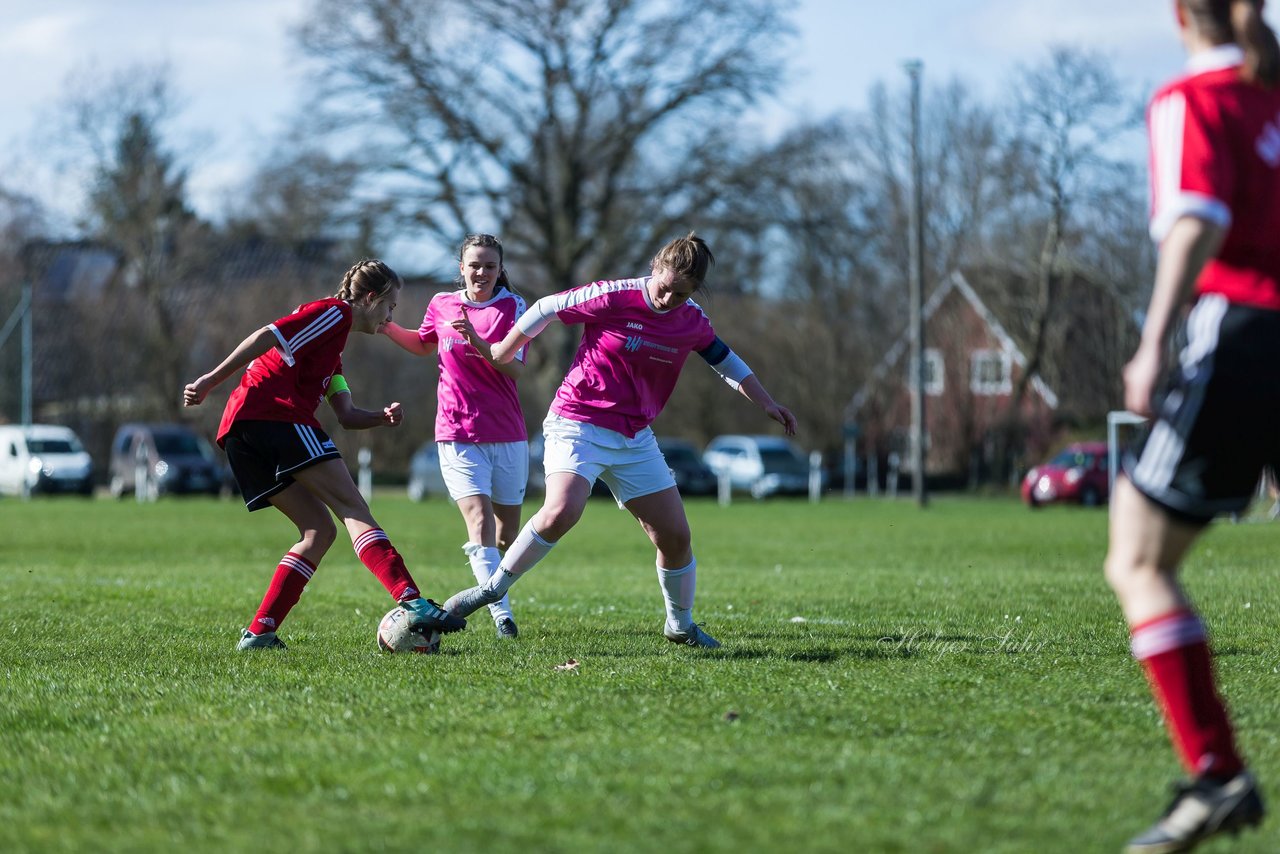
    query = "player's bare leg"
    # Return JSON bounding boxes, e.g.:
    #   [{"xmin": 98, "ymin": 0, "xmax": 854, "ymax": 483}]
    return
[
  {"xmin": 444, "ymin": 473, "xmax": 590, "ymax": 618},
  {"xmin": 625, "ymin": 486, "xmax": 718, "ymax": 648},
  {"xmin": 1106, "ymin": 479, "xmax": 1263, "ymax": 851}
]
